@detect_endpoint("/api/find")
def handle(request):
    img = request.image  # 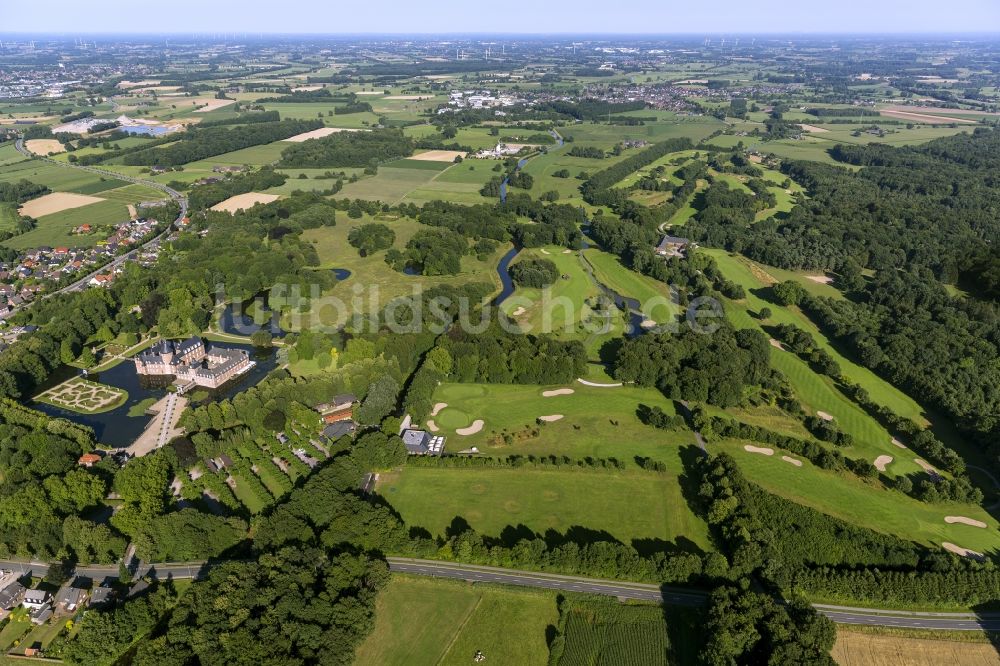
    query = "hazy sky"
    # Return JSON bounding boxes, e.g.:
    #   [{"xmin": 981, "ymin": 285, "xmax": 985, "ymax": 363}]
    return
[{"xmin": 6, "ymin": 0, "xmax": 1000, "ymax": 34}]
